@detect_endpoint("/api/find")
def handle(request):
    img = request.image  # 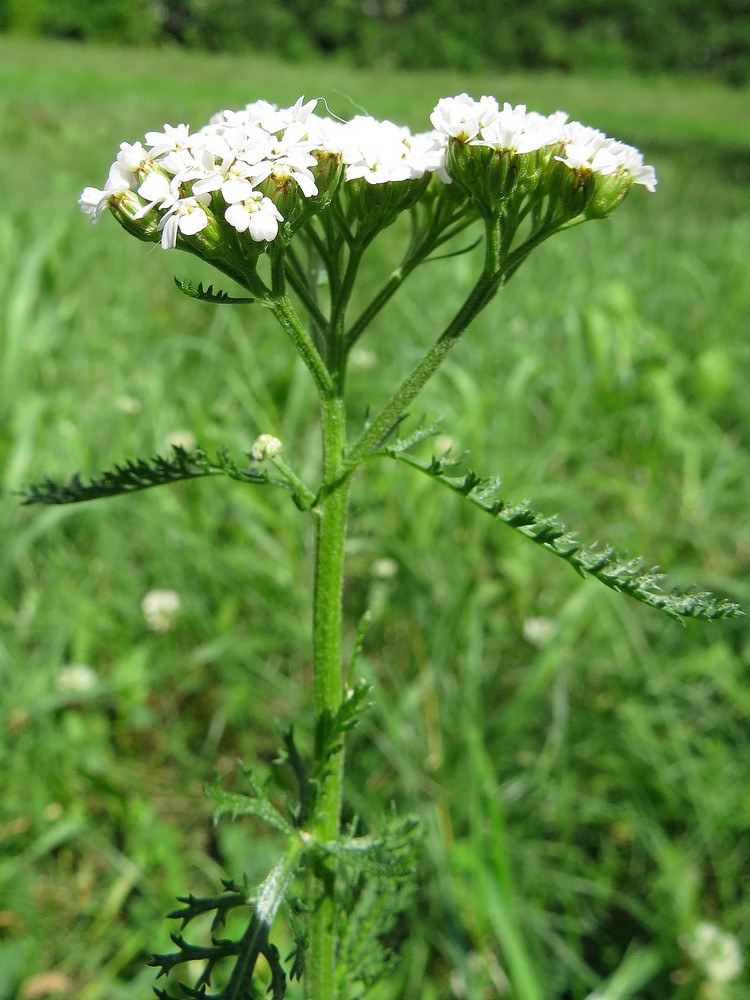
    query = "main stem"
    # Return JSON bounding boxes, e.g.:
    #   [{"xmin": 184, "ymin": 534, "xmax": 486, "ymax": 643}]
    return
[{"xmin": 307, "ymin": 393, "xmax": 350, "ymax": 1000}]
